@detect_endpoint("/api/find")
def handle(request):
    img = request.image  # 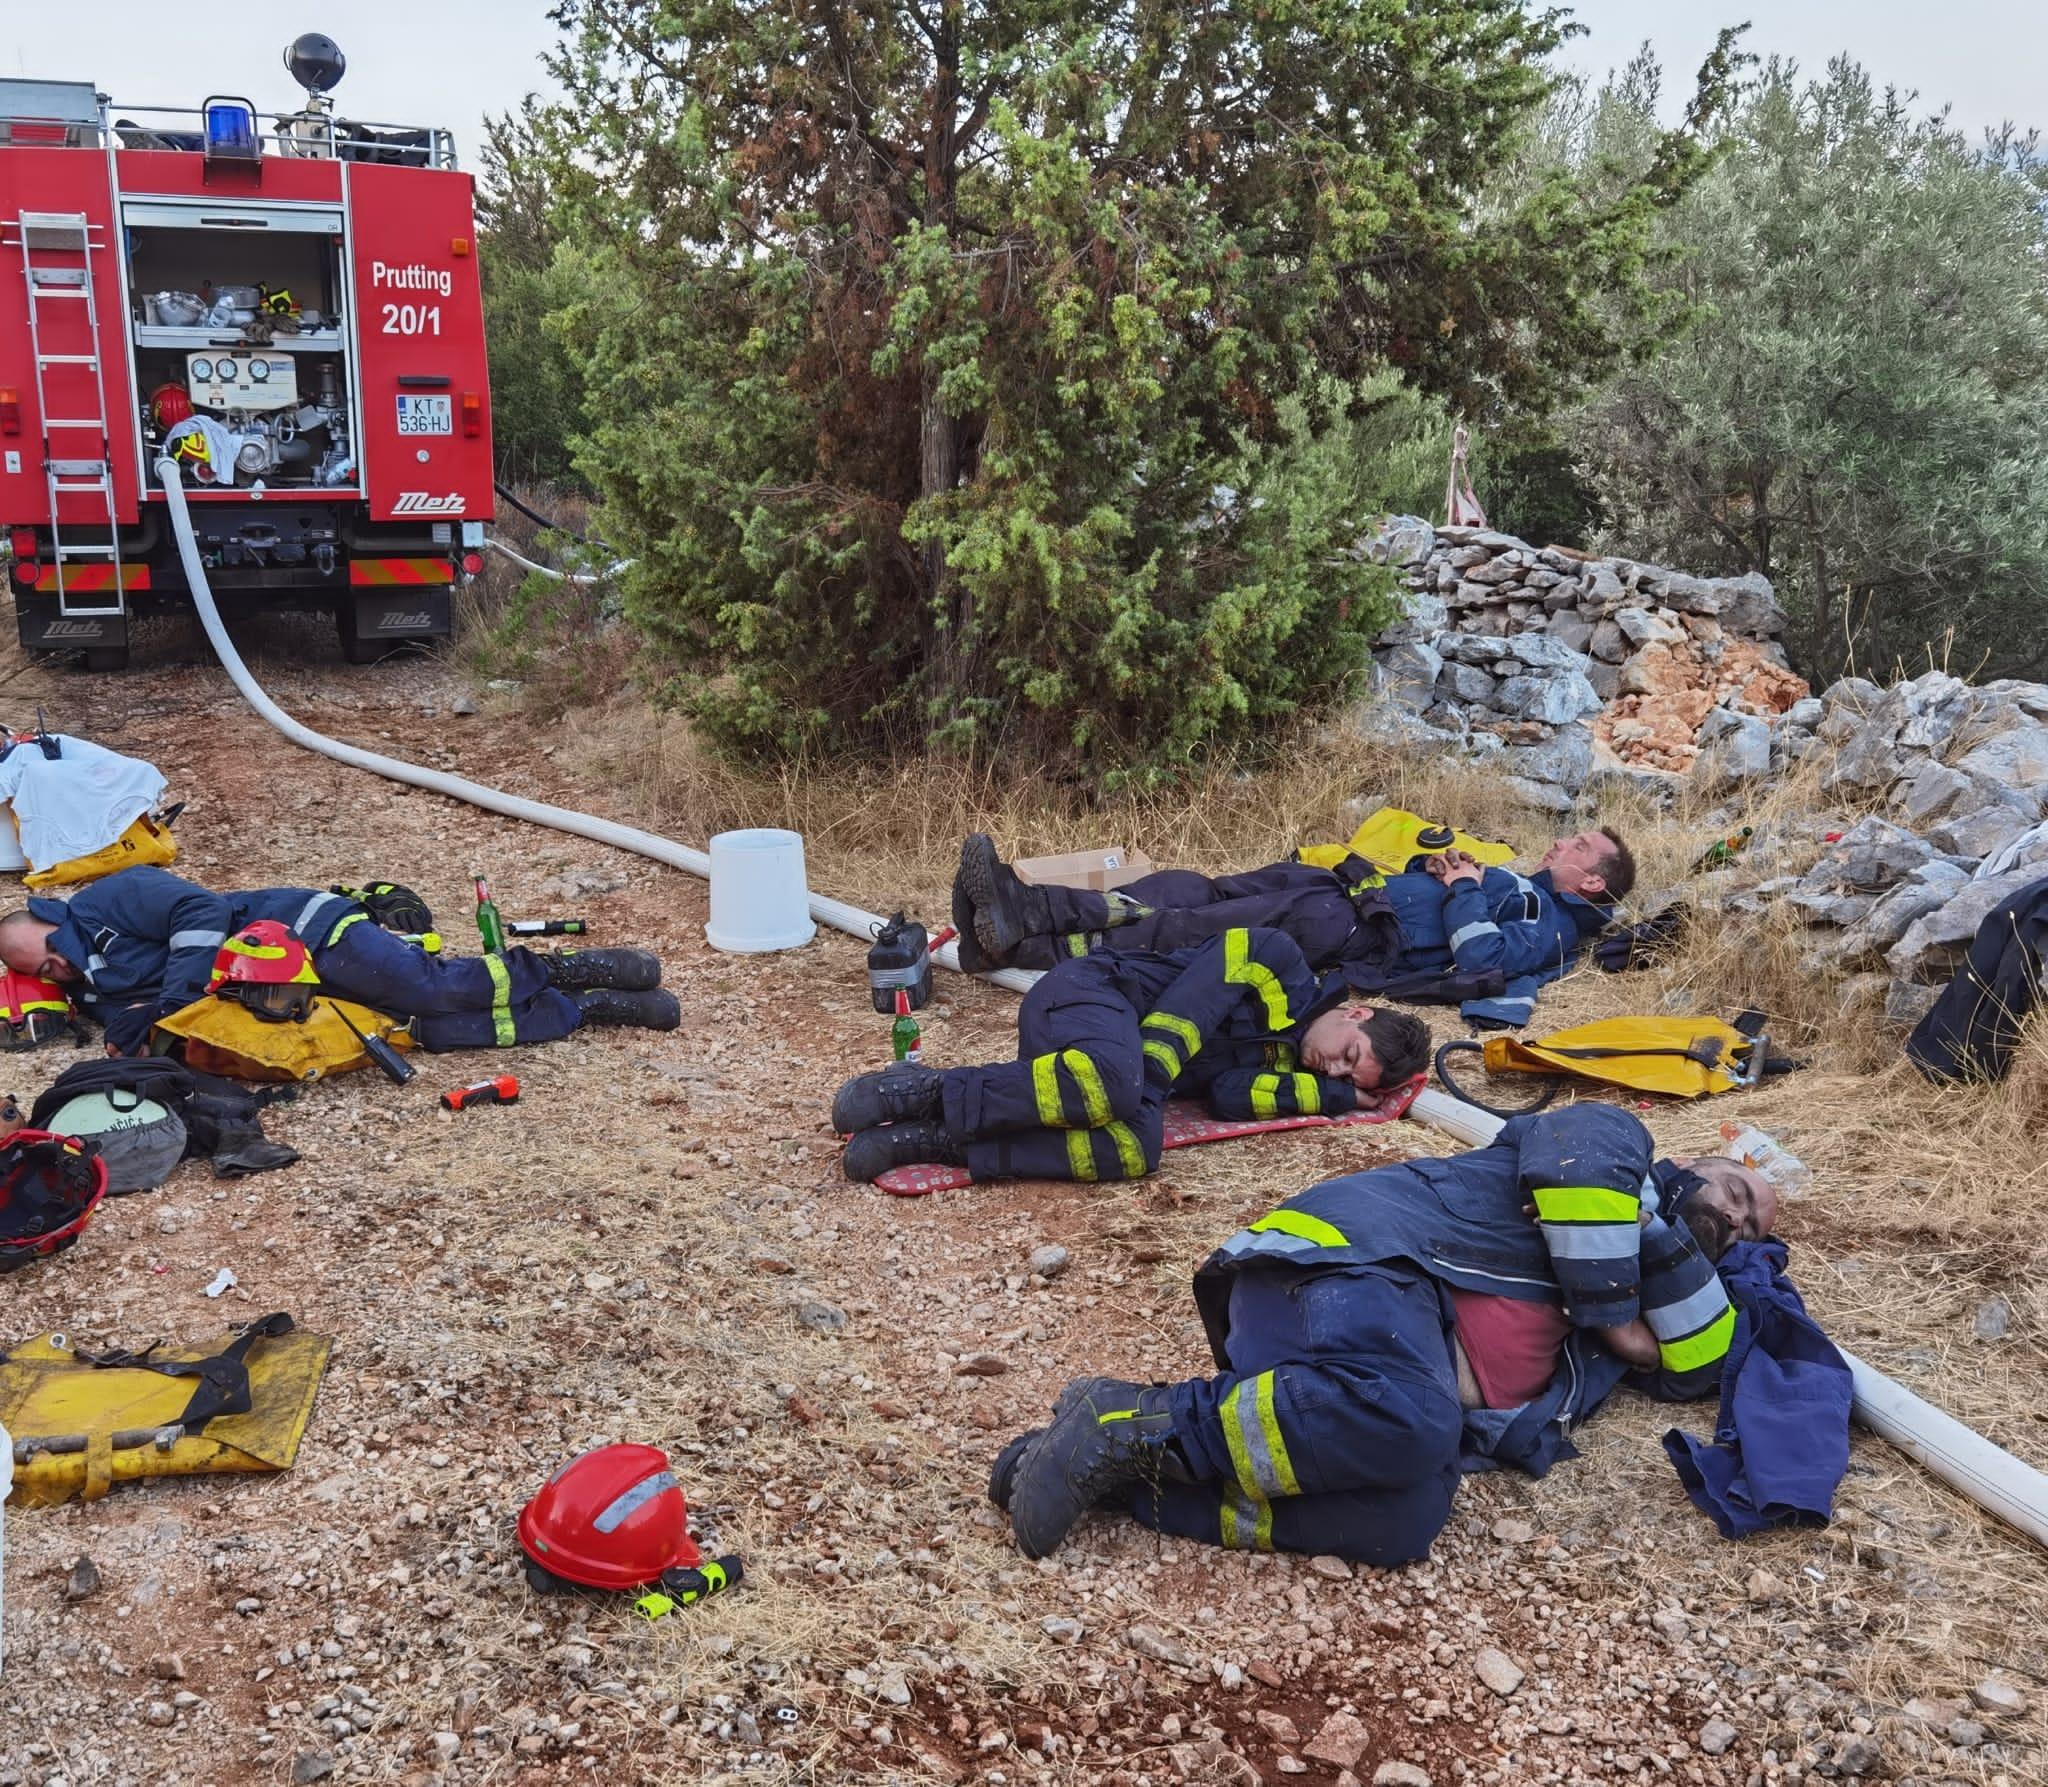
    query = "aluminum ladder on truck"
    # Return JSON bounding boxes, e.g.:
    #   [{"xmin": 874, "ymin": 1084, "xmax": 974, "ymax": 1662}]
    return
[{"xmin": 8, "ymin": 210, "xmax": 126, "ymax": 620}]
